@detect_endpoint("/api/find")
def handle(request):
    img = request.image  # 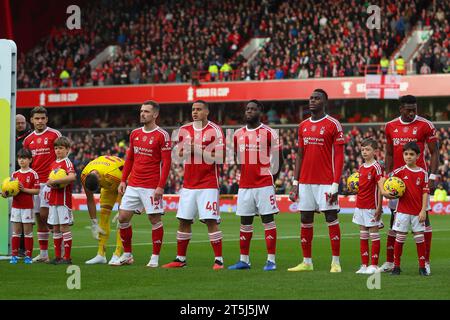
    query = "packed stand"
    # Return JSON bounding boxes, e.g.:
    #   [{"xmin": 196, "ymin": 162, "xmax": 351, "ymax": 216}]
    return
[
  {"xmin": 245, "ymin": 0, "xmax": 428, "ymax": 80},
  {"xmin": 413, "ymin": 1, "xmax": 450, "ymax": 75},
  {"xmin": 17, "ymin": 0, "xmax": 263, "ymax": 88},
  {"xmin": 19, "ymin": 0, "xmax": 442, "ymax": 88}
]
